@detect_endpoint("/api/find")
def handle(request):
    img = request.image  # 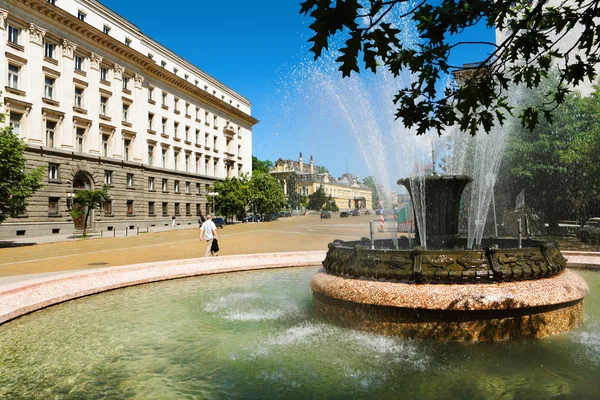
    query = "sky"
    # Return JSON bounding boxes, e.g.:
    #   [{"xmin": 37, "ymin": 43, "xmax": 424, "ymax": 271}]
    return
[{"xmin": 100, "ymin": 0, "xmax": 496, "ymax": 182}]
